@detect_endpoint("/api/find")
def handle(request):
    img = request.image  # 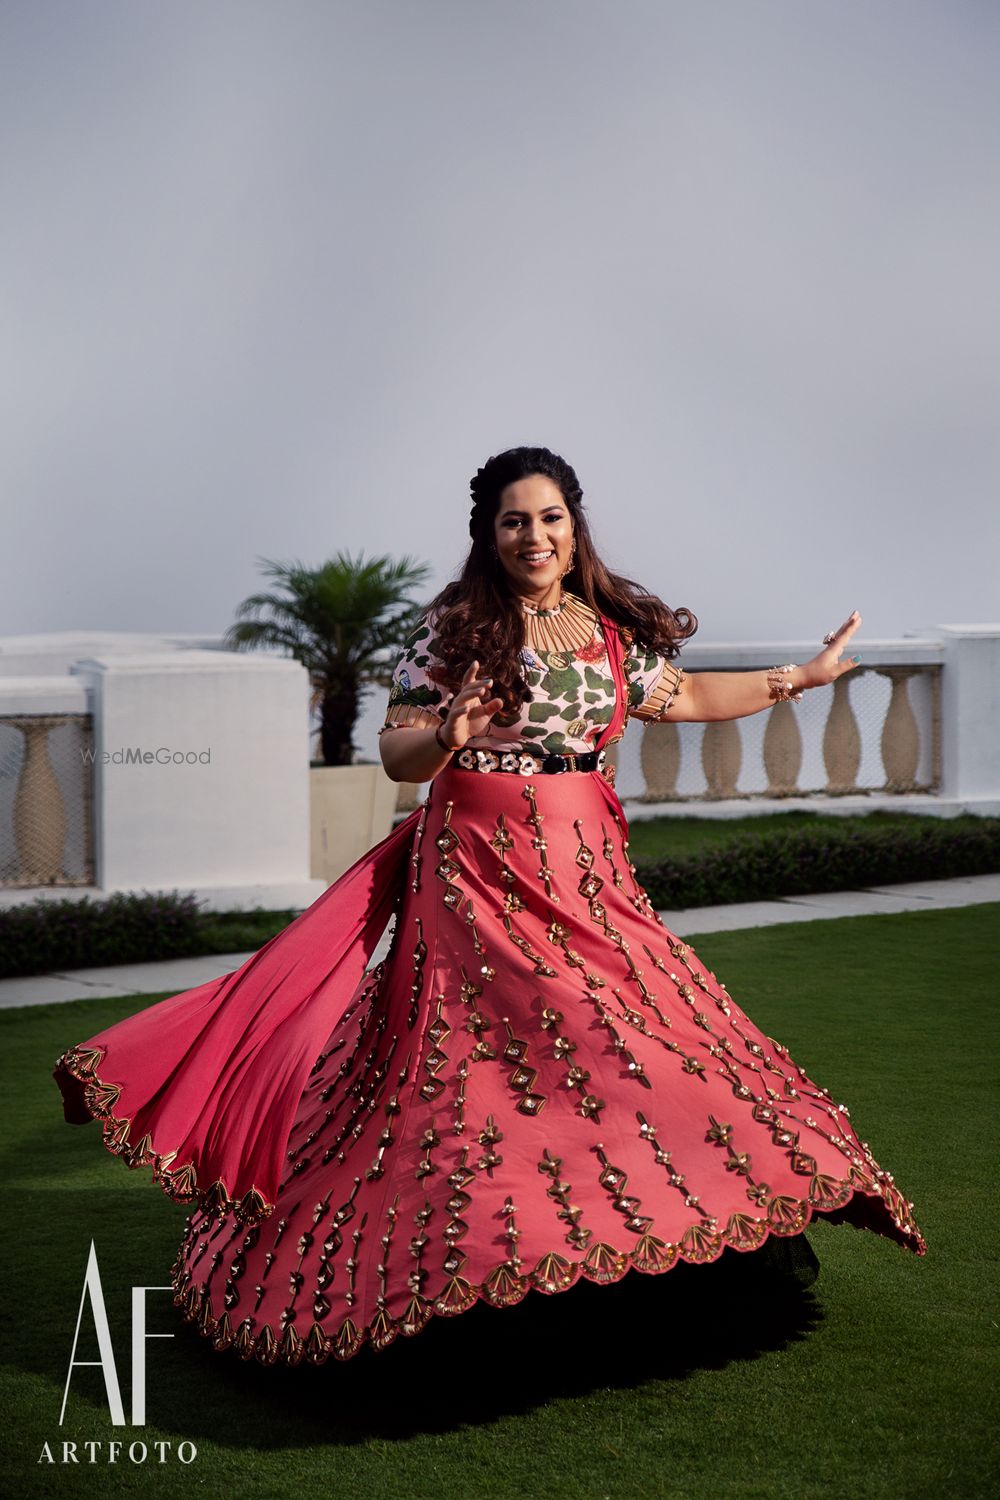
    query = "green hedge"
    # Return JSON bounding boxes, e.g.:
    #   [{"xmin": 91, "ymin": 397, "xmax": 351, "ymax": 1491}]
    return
[
  {"xmin": 0, "ymin": 891, "xmax": 204, "ymax": 980},
  {"xmin": 3, "ymin": 819, "xmax": 998, "ymax": 980},
  {"xmin": 632, "ymin": 817, "xmax": 1000, "ymax": 910}
]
